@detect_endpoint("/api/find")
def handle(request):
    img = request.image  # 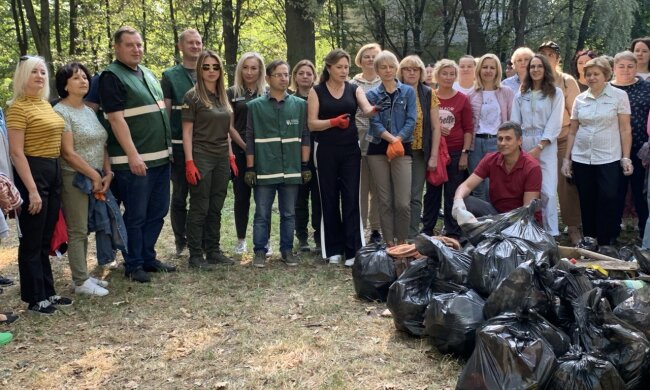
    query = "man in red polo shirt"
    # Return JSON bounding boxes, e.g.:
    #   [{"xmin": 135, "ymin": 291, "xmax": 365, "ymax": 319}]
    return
[{"xmin": 452, "ymin": 121, "xmax": 542, "ymax": 224}]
